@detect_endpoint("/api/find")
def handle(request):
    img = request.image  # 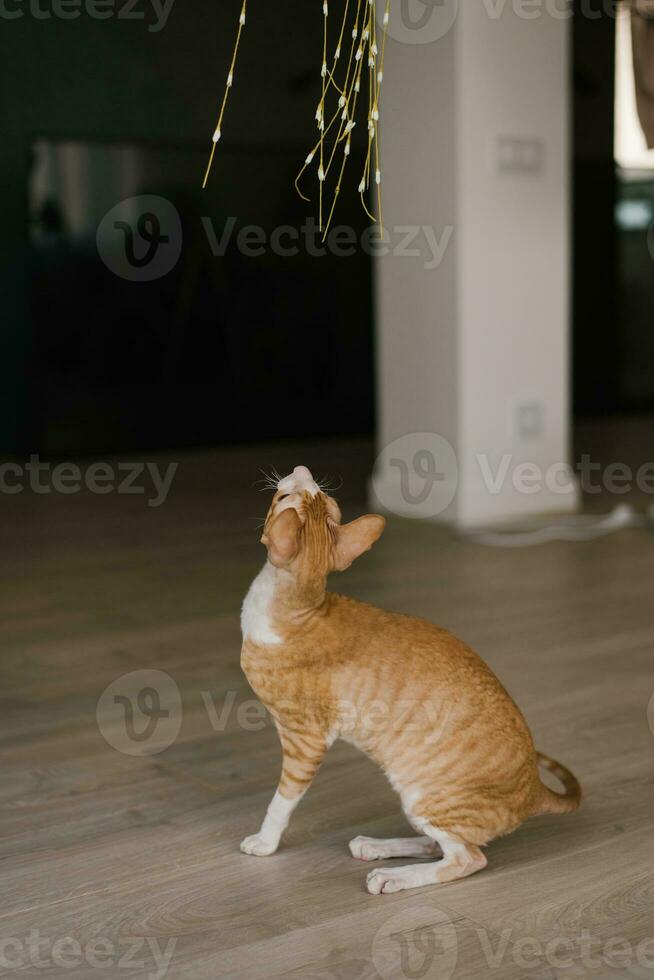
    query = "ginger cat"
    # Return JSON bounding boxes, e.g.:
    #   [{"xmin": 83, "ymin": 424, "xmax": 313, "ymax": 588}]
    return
[{"xmin": 240, "ymin": 466, "xmax": 581, "ymax": 894}]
